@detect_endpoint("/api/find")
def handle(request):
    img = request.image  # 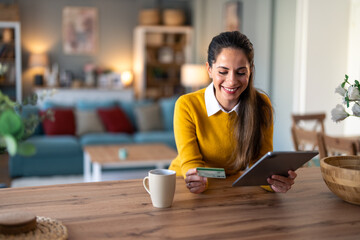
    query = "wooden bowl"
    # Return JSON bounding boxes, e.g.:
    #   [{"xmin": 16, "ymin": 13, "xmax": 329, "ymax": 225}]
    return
[{"xmin": 320, "ymin": 156, "xmax": 360, "ymax": 205}]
